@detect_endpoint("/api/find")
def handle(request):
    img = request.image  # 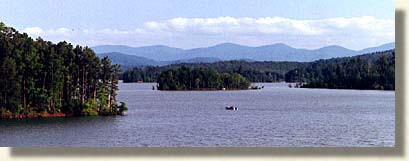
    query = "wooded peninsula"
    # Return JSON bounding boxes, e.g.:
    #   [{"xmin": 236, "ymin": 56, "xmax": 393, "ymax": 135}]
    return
[
  {"xmin": 0, "ymin": 22, "xmax": 127, "ymax": 119},
  {"xmin": 123, "ymin": 50, "xmax": 395, "ymax": 90}
]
